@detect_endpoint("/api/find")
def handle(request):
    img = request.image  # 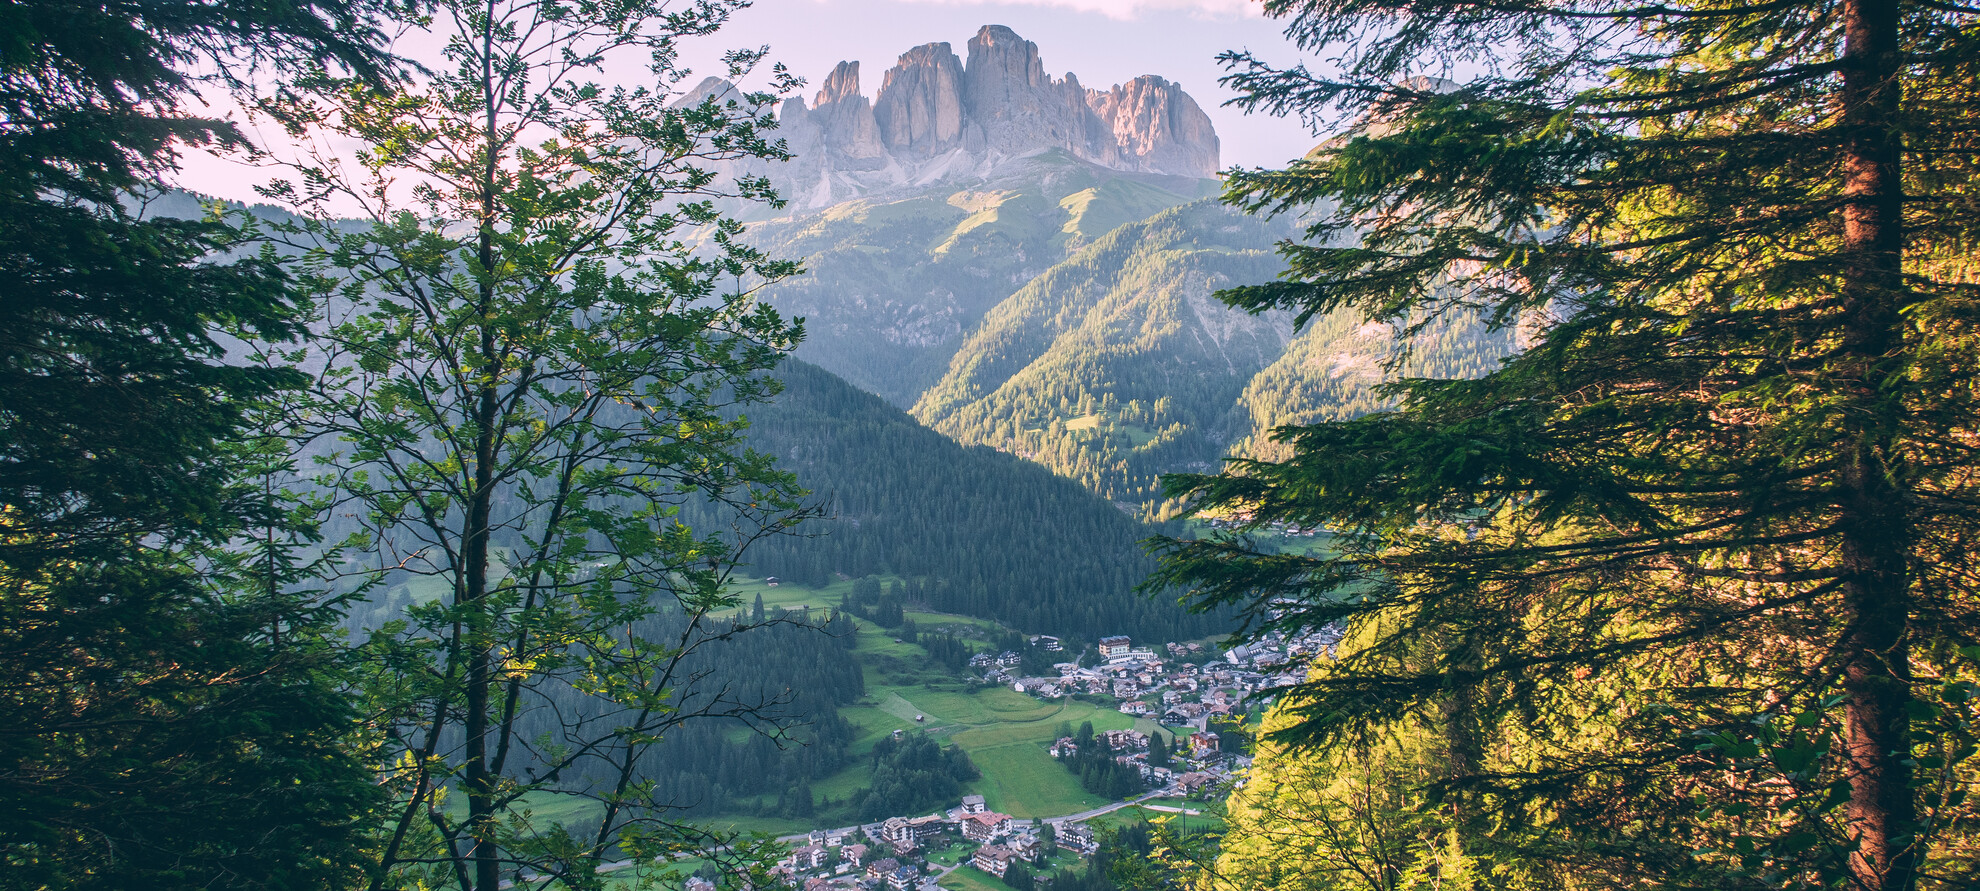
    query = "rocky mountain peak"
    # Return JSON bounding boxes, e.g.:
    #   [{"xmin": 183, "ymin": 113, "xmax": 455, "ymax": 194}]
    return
[
  {"xmin": 804, "ymin": 61, "xmax": 885, "ymax": 165},
  {"xmin": 814, "ymin": 60, "xmax": 864, "ymax": 108},
  {"xmin": 750, "ymin": 25, "xmax": 1221, "ymax": 211},
  {"xmin": 963, "ymin": 24, "xmax": 1050, "ymax": 113},
  {"xmin": 1088, "ymin": 75, "xmax": 1219, "ymax": 179},
  {"xmin": 874, "ymin": 43, "xmax": 967, "ymax": 156}
]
